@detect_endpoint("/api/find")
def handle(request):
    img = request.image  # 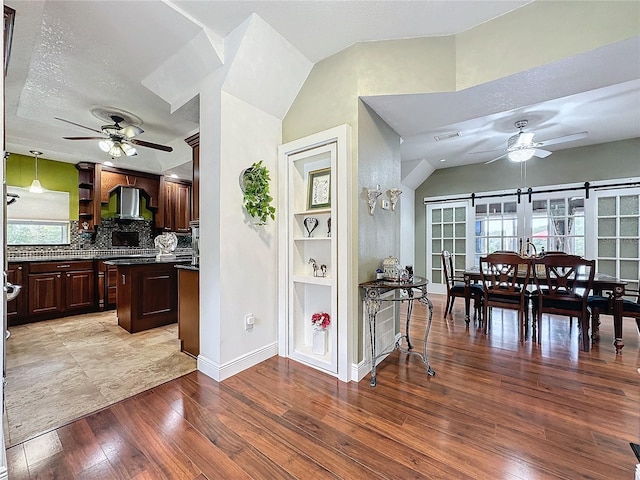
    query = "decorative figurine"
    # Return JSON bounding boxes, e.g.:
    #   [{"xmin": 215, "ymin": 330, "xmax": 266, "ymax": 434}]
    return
[
  {"xmin": 309, "ymin": 258, "xmax": 319, "ymax": 276},
  {"xmin": 367, "ymin": 185, "xmax": 382, "ymax": 215},
  {"xmin": 387, "ymin": 188, "xmax": 402, "ymax": 211},
  {"xmin": 155, "ymin": 232, "xmax": 178, "ymax": 260},
  {"xmin": 320, "ymin": 264, "xmax": 327, "ymax": 277},
  {"xmin": 303, "ymin": 217, "xmax": 319, "ymax": 237}
]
